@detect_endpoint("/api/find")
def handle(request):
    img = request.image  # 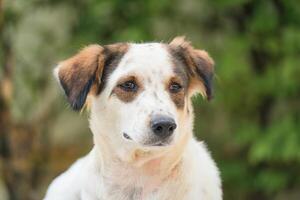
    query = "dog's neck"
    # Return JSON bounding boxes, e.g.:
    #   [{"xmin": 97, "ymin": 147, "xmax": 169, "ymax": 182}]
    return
[{"xmin": 92, "ymin": 128, "xmax": 192, "ymax": 194}]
